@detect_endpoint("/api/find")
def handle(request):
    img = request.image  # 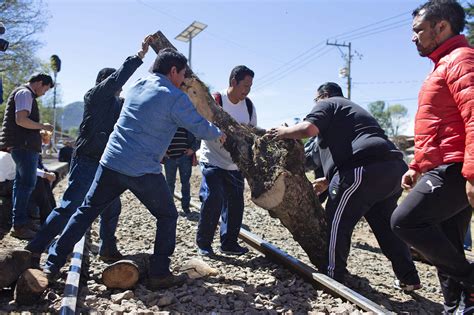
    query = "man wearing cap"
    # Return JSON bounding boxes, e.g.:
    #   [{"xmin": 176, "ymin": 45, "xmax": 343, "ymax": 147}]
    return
[
  {"xmin": 26, "ymin": 35, "xmax": 154, "ymax": 265},
  {"xmin": 0, "ymin": 73, "xmax": 54, "ymax": 239}
]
